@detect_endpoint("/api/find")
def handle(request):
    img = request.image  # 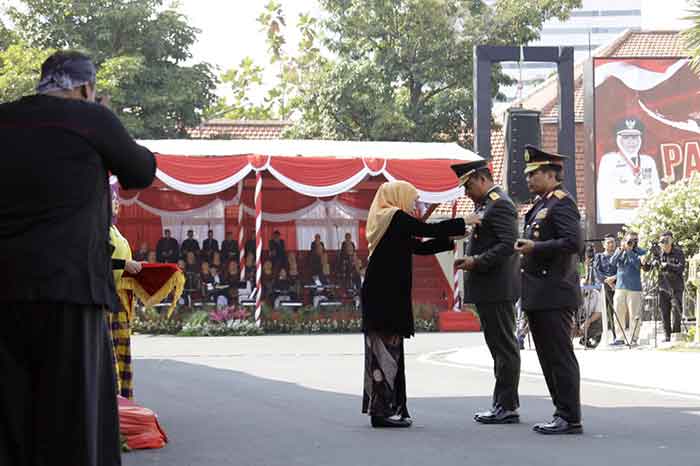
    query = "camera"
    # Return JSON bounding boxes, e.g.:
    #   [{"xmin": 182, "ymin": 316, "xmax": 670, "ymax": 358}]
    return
[
  {"xmin": 626, "ymin": 238, "xmax": 637, "ymax": 248},
  {"xmin": 649, "ymin": 240, "xmax": 662, "ymax": 258}
]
